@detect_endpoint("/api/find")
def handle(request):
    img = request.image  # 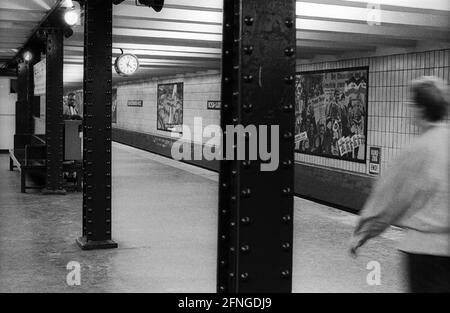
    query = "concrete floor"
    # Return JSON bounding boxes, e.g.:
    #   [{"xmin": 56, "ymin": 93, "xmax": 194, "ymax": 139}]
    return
[{"xmin": 0, "ymin": 143, "xmax": 407, "ymax": 292}]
